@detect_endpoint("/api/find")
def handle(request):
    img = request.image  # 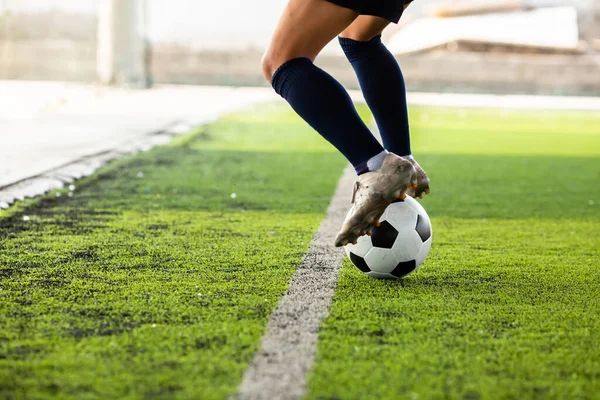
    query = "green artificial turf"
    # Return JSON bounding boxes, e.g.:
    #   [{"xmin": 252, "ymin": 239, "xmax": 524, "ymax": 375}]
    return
[
  {"xmin": 0, "ymin": 104, "xmax": 349, "ymax": 399},
  {"xmin": 3, "ymin": 102, "xmax": 600, "ymax": 400},
  {"xmin": 306, "ymin": 107, "xmax": 600, "ymax": 400}
]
